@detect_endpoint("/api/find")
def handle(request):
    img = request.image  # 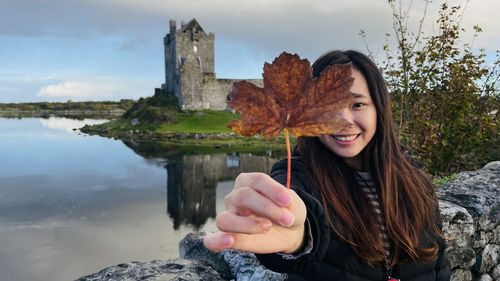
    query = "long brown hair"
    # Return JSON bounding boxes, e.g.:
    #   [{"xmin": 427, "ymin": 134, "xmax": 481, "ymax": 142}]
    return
[{"xmin": 297, "ymin": 50, "xmax": 442, "ymax": 266}]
